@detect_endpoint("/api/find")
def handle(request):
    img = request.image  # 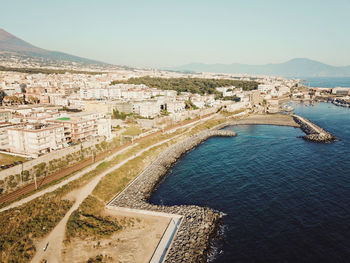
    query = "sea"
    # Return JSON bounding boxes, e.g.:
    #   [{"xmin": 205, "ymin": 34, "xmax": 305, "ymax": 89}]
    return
[
  {"xmin": 150, "ymin": 78, "xmax": 350, "ymax": 262},
  {"xmin": 300, "ymin": 77, "xmax": 350, "ymax": 88}
]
